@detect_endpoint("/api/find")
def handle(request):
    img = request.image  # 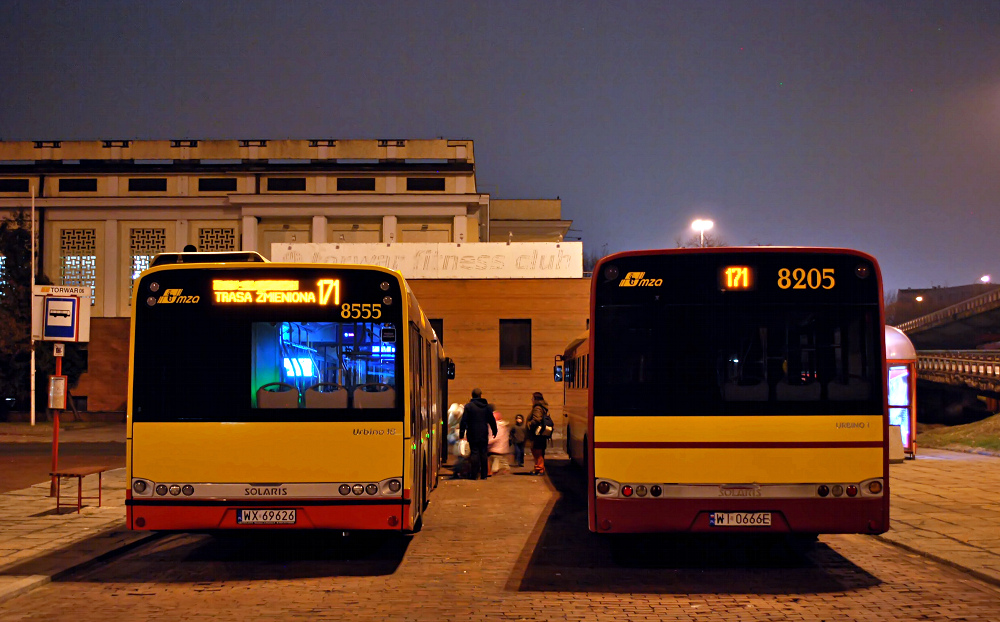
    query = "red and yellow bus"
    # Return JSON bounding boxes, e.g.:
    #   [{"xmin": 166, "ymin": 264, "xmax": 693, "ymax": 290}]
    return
[
  {"xmin": 563, "ymin": 247, "xmax": 888, "ymax": 534},
  {"xmin": 126, "ymin": 252, "xmax": 451, "ymax": 532}
]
